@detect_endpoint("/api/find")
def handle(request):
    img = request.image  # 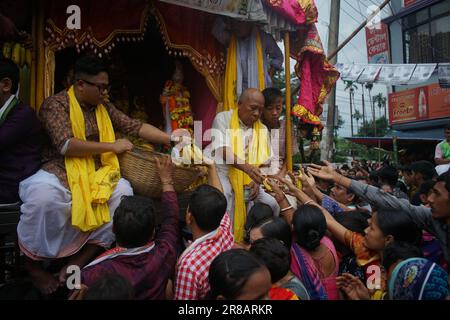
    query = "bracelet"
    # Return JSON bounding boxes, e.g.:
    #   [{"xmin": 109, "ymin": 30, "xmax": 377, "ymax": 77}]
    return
[
  {"xmin": 304, "ymin": 200, "xmax": 314, "ymax": 206},
  {"xmin": 280, "ymin": 206, "xmax": 293, "ymax": 213}
]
